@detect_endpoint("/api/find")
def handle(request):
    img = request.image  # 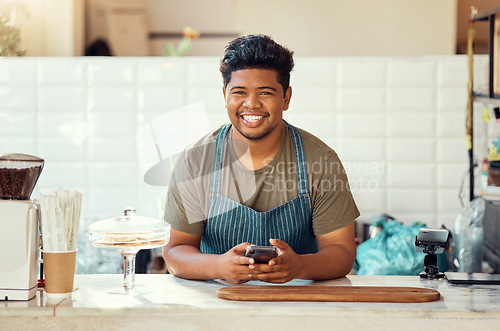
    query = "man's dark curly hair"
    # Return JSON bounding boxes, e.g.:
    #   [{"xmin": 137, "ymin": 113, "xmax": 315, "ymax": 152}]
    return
[{"xmin": 220, "ymin": 34, "xmax": 294, "ymax": 95}]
